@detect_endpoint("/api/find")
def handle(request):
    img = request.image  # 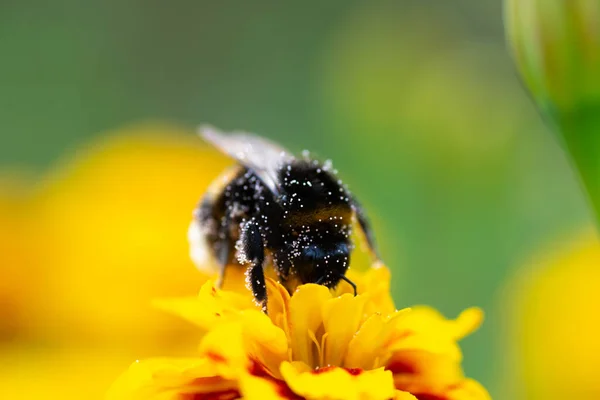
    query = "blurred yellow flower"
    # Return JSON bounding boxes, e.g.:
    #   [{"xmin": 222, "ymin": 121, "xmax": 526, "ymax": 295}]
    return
[
  {"xmin": 0, "ymin": 345, "xmax": 135, "ymax": 400},
  {"xmin": 0, "ymin": 124, "xmax": 237, "ymax": 400},
  {"xmin": 502, "ymin": 231, "xmax": 600, "ymax": 399},
  {"xmin": 109, "ymin": 266, "xmax": 489, "ymax": 400},
  {"xmin": 28, "ymin": 124, "xmax": 231, "ymax": 348},
  {"xmin": 0, "ymin": 174, "xmax": 34, "ymax": 340}
]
